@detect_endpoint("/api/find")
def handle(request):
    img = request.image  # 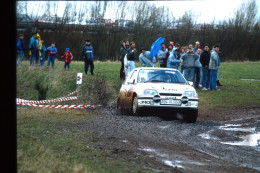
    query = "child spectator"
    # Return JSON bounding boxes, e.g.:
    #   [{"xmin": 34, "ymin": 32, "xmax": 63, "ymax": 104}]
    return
[
  {"xmin": 47, "ymin": 42, "xmax": 57, "ymax": 69},
  {"xmin": 61, "ymin": 48, "xmax": 73, "ymax": 71}
]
